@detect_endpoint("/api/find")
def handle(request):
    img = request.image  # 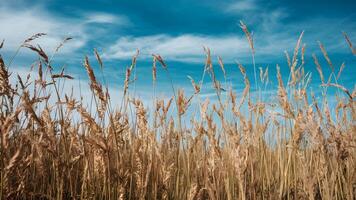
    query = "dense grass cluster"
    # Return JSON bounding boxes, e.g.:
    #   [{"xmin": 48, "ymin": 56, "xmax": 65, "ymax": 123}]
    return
[{"xmin": 1, "ymin": 26, "xmax": 355, "ymax": 199}]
